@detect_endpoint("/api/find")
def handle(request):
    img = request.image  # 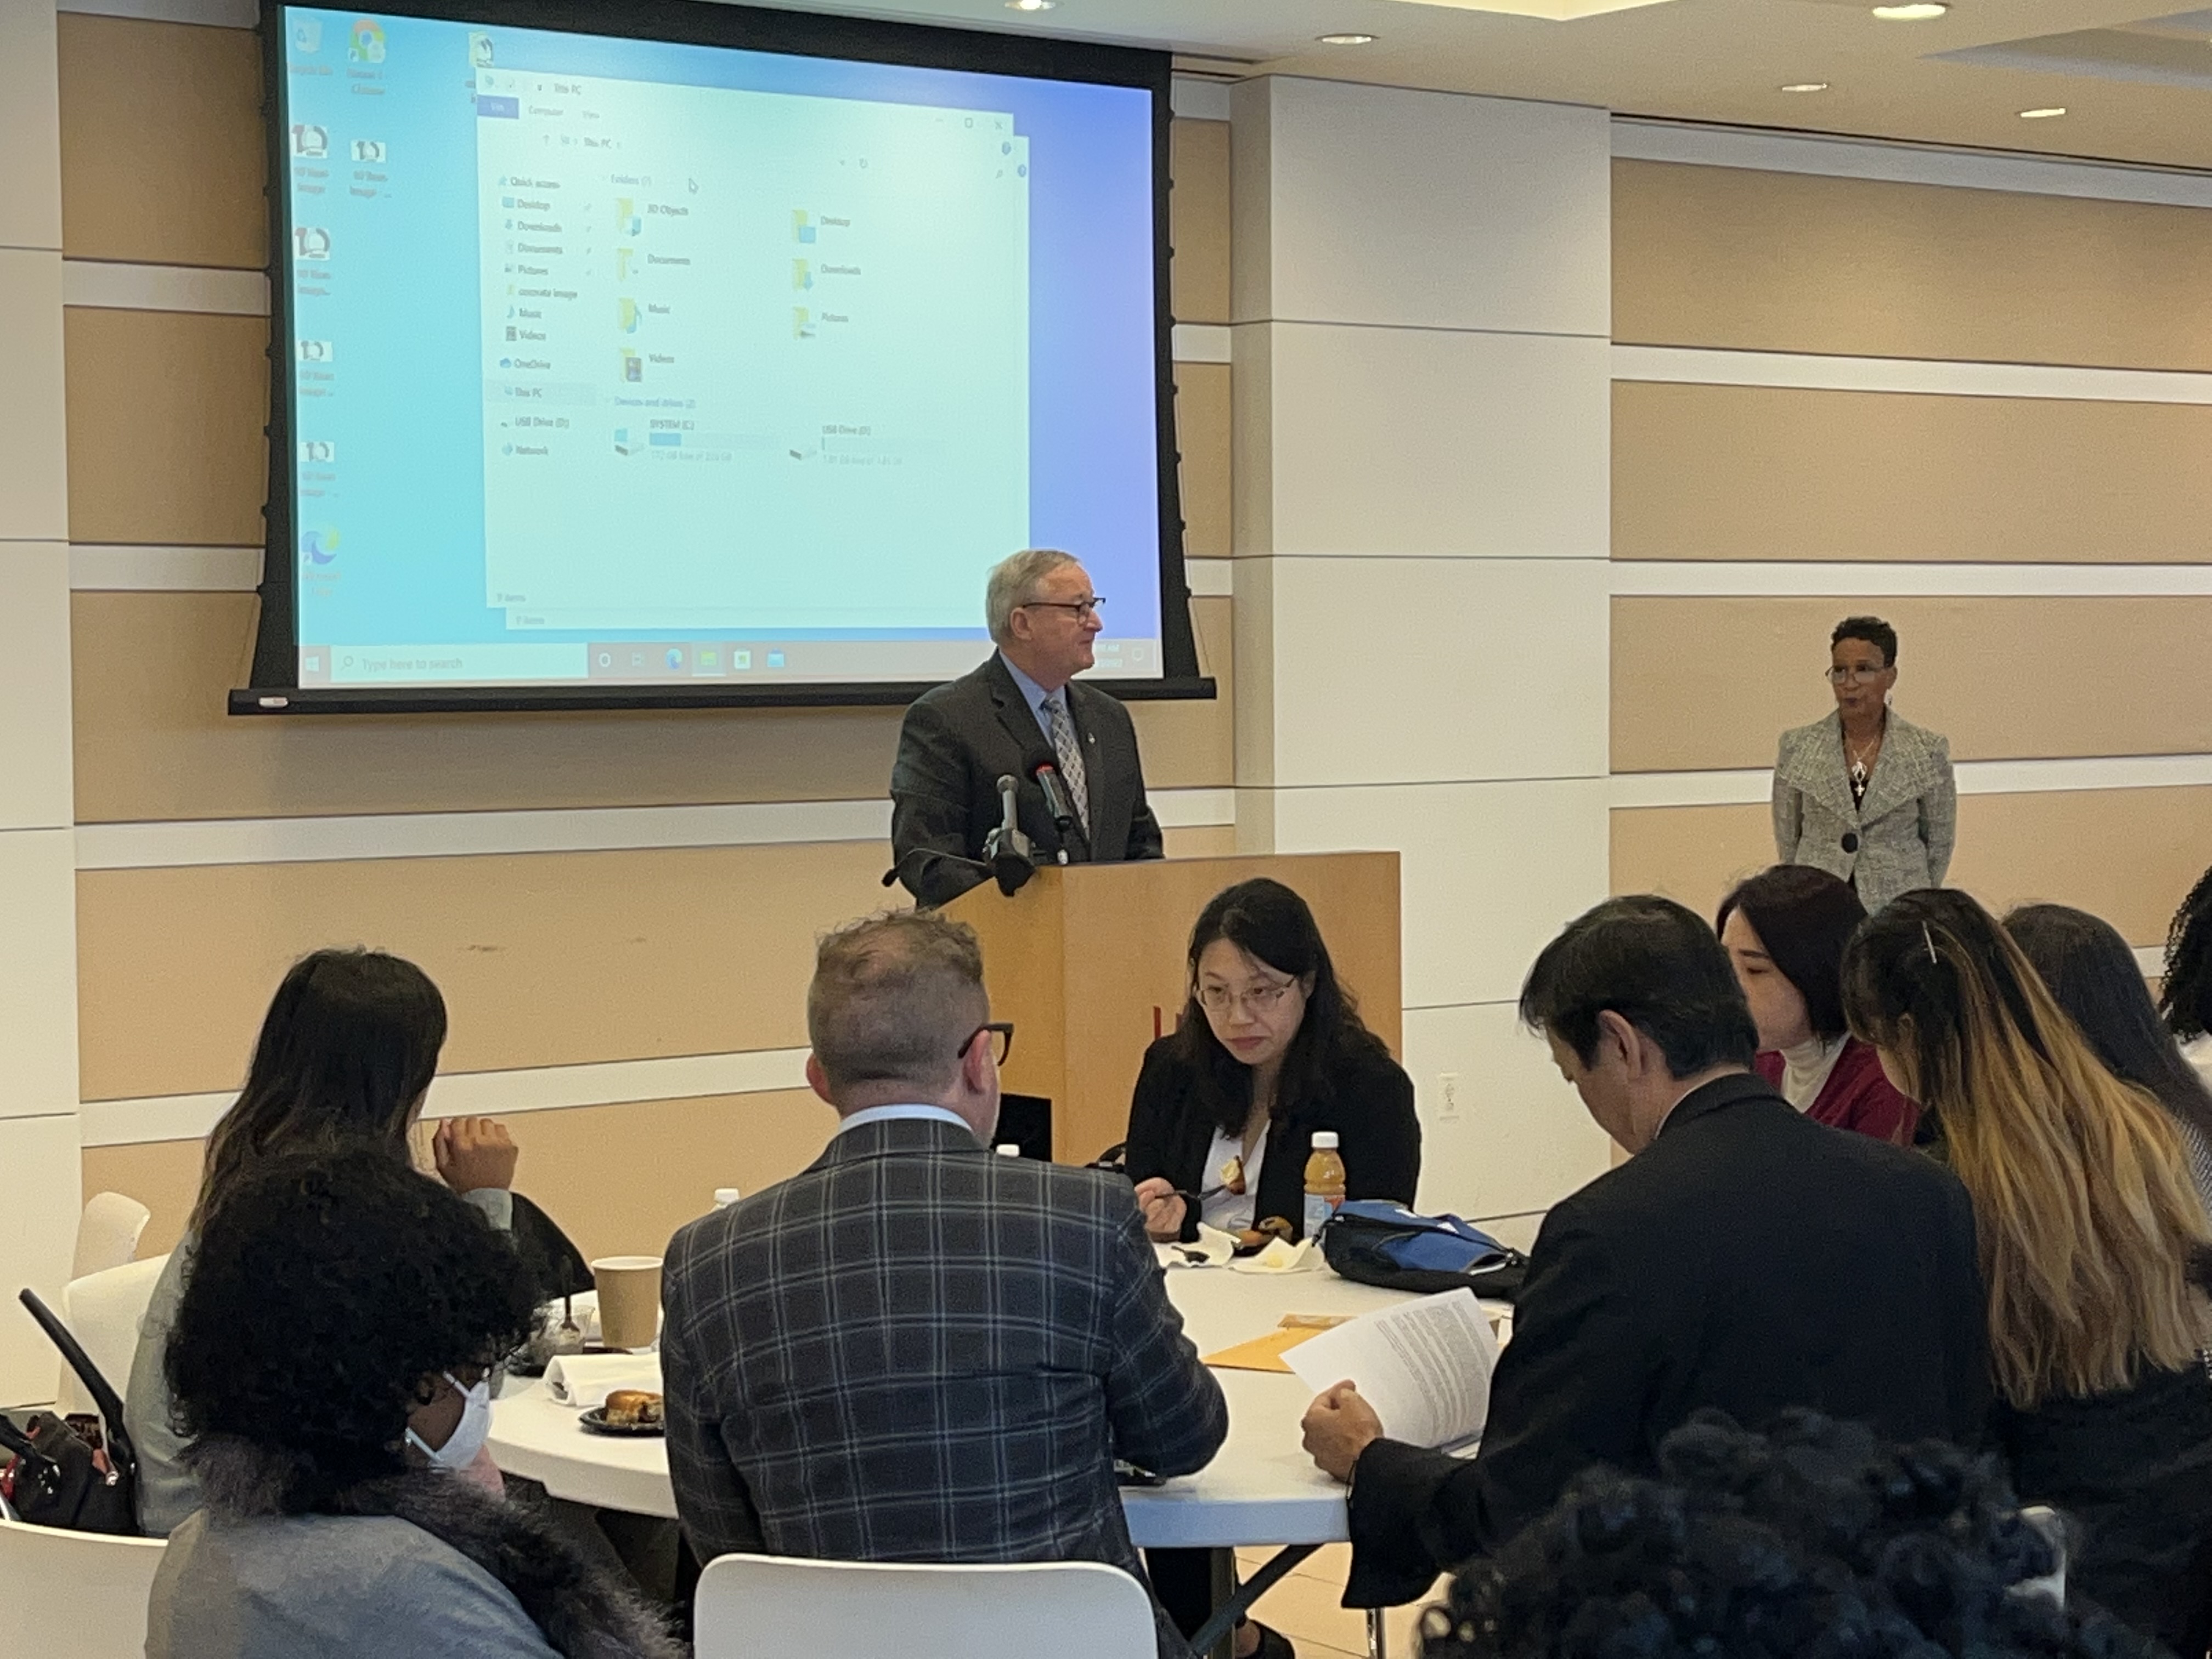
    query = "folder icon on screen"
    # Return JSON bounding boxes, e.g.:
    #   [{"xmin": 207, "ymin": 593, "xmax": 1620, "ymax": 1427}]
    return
[
  {"xmin": 792, "ymin": 260, "xmax": 812, "ymax": 291},
  {"xmin": 792, "ymin": 308, "xmax": 815, "ymax": 340},
  {"xmin": 792, "ymin": 210, "xmax": 816, "ymax": 244},
  {"xmin": 616, "ymin": 197, "xmax": 641, "ymax": 236},
  {"xmin": 616, "ymin": 248, "xmax": 635, "ymax": 281},
  {"xmin": 618, "ymin": 298, "xmax": 639, "ymax": 333},
  {"xmin": 622, "ymin": 349, "xmax": 642, "ymax": 382}
]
